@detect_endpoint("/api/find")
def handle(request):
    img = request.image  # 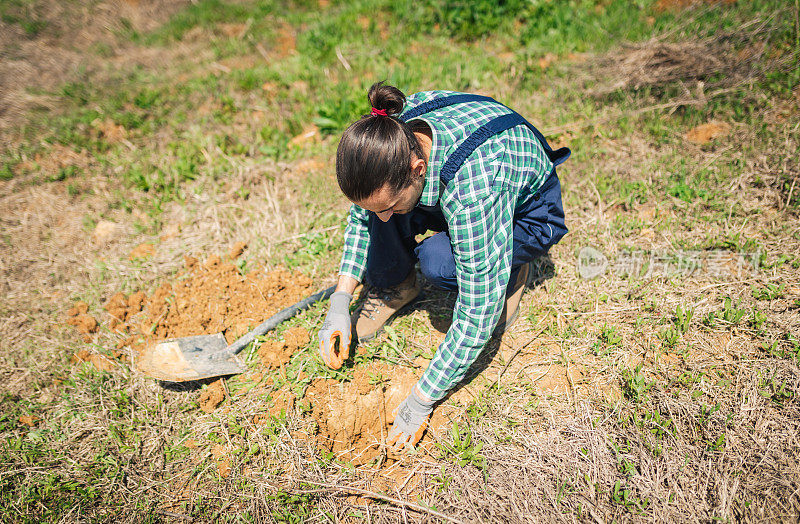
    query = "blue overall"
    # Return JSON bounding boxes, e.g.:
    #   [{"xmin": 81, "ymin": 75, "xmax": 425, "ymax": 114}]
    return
[{"xmin": 364, "ymin": 94, "xmax": 570, "ymax": 291}]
